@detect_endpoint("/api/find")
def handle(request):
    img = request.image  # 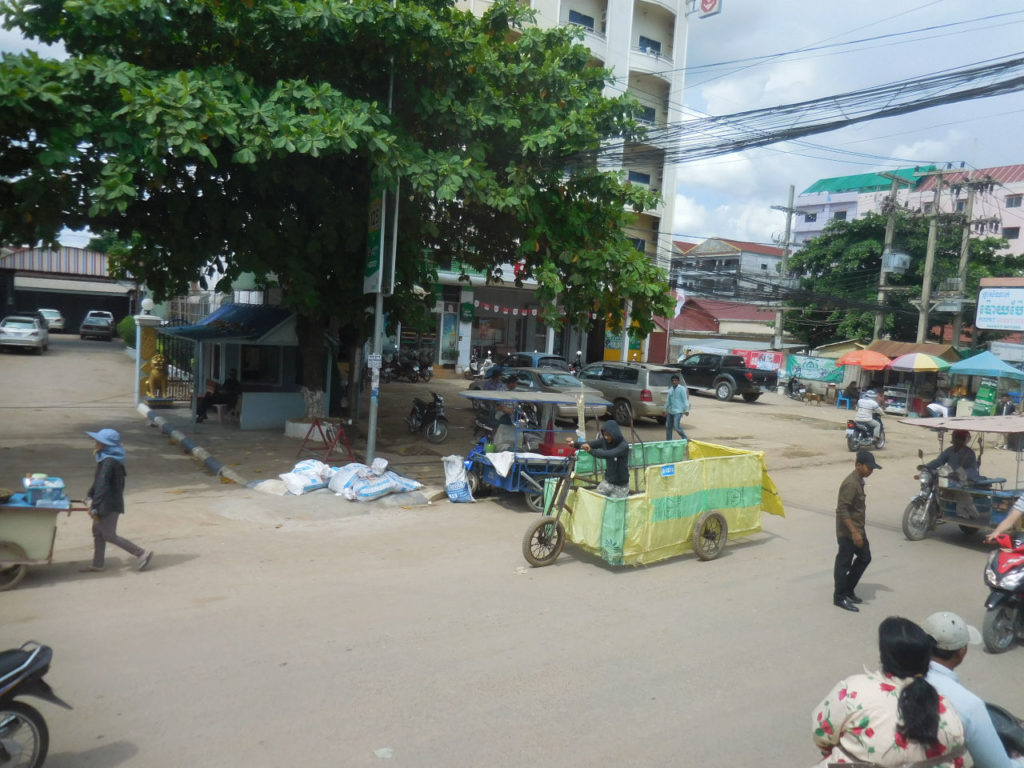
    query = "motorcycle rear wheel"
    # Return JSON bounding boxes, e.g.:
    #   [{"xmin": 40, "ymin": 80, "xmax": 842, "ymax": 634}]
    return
[
  {"xmin": 902, "ymin": 498, "xmax": 932, "ymax": 541},
  {"xmin": 982, "ymin": 604, "xmax": 1020, "ymax": 653},
  {"xmin": 847, "ymin": 436, "xmax": 858, "ymax": 452},
  {"xmin": 0, "ymin": 700, "xmax": 49, "ymax": 768},
  {"xmin": 424, "ymin": 419, "xmax": 448, "ymax": 444},
  {"xmin": 521, "ymin": 516, "xmax": 565, "ymax": 567}
]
